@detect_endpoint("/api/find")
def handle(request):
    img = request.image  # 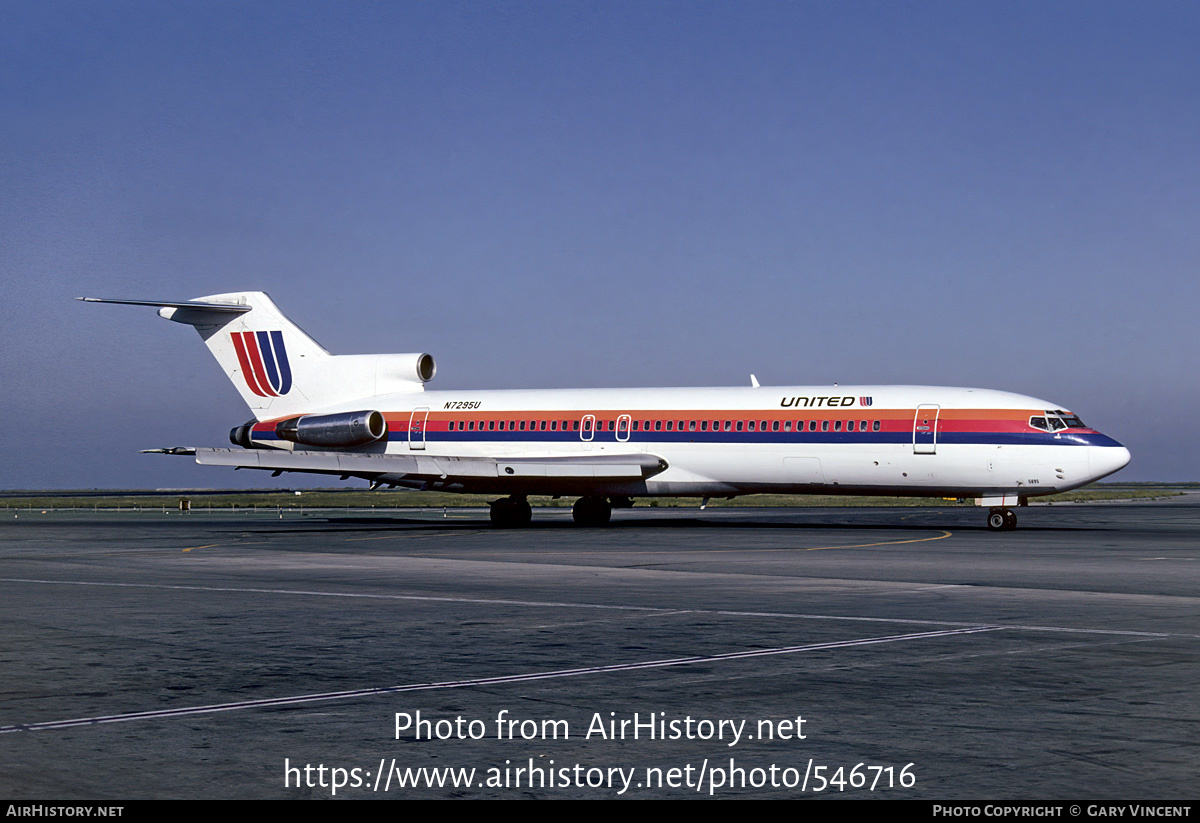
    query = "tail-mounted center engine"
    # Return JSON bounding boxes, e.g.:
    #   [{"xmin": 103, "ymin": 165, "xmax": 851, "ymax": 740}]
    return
[
  {"xmin": 230, "ymin": 410, "xmax": 388, "ymax": 449},
  {"xmin": 276, "ymin": 410, "xmax": 388, "ymax": 447}
]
